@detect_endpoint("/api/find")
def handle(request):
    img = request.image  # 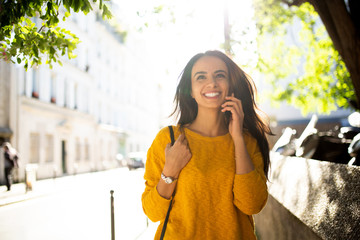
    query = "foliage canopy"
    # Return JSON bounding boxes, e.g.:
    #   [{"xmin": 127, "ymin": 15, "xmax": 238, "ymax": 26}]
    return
[
  {"xmin": 0, "ymin": 0, "xmax": 112, "ymax": 69},
  {"xmin": 253, "ymin": 0, "xmax": 355, "ymax": 115}
]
